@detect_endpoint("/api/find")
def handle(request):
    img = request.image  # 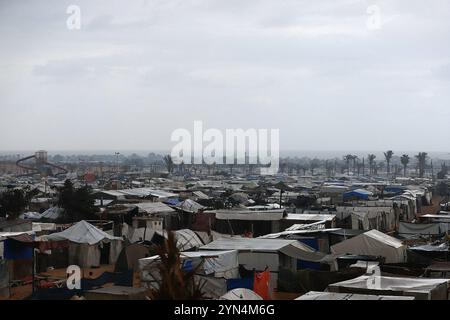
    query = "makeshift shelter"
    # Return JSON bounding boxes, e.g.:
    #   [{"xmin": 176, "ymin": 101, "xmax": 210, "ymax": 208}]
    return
[
  {"xmin": 114, "ymin": 243, "xmax": 155, "ymax": 272},
  {"xmin": 42, "ymin": 220, "xmax": 123, "ymax": 268},
  {"xmin": 296, "ymin": 291, "xmax": 414, "ymax": 300},
  {"xmin": 0, "ymin": 232, "xmax": 35, "ymax": 285},
  {"xmin": 398, "ymin": 222, "xmax": 443, "ymax": 239},
  {"xmin": 200, "ymin": 238, "xmax": 335, "ymax": 289},
  {"xmin": 327, "ymin": 275, "xmax": 450, "ymax": 300},
  {"xmin": 330, "ymin": 229, "xmax": 407, "ymax": 264},
  {"xmin": 176, "ymin": 199, "xmax": 205, "ymax": 214},
  {"xmin": 40, "ymin": 207, "xmax": 63, "ymax": 220},
  {"xmin": 212, "ymin": 209, "xmax": 285, "ymax": 237},
  {"xmin": 343, "ymin": 189, "xmax": 373, "ymax": 201},
  {"xmin": 139, "ymin": 250, "xmax": 239, "ymax": 299},
  {"xmin": 19, "ymin": 212, "xmax": 42, "ymax": 220},
  {"xmin": 148, "ymin": 229, "xmax": 205, "ymax": 251}
]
